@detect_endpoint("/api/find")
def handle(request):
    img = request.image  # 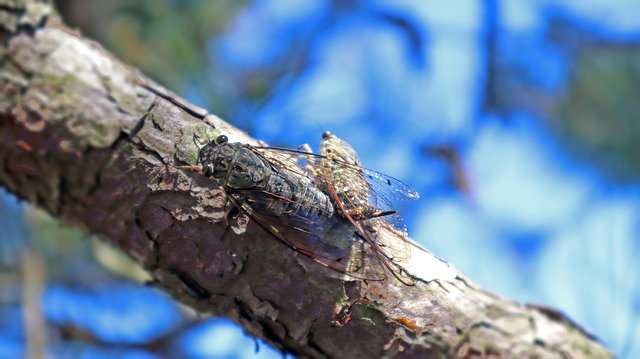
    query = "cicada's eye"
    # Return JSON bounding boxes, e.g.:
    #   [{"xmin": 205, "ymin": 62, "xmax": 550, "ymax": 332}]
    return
[{"xmin": 215, "ymin": 135, "xmax": 228, "ymax": 145}]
